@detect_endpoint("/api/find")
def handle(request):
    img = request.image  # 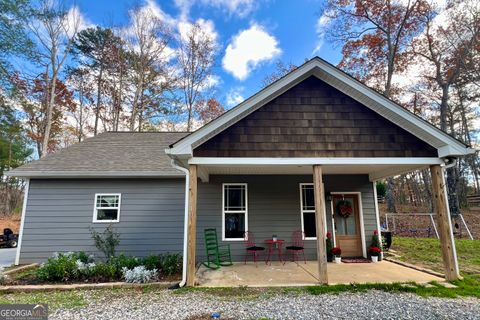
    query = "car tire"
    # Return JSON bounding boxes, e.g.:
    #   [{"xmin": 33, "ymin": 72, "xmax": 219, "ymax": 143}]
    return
[{"xmin": 7, "ymin": 240, "xmax": 17, "ymax": 248}]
